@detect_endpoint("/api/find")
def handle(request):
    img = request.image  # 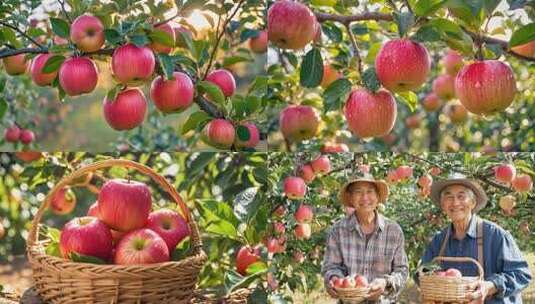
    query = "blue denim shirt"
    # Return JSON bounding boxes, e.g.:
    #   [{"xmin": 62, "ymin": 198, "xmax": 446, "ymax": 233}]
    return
[{"xmin": 421, "ymin": 215, "xmax": 532, "ymax": 303}]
